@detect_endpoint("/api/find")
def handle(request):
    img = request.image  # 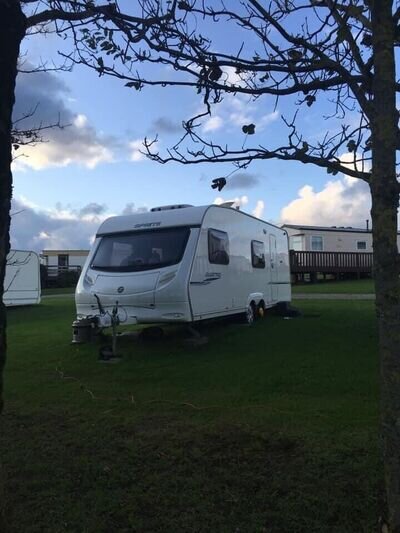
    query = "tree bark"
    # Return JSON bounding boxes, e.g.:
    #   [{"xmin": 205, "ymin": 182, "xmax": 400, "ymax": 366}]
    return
[
  {"xmin": 0, "ymin": 0, "xmax": 26, "ymax": 409},
  {"xmin": 0, "ymin": 0, "xmax": 26, "ymax": 528},
  {"xmin": 370, "ymin": 1, "xmax": 400, "ymax": 531}
]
